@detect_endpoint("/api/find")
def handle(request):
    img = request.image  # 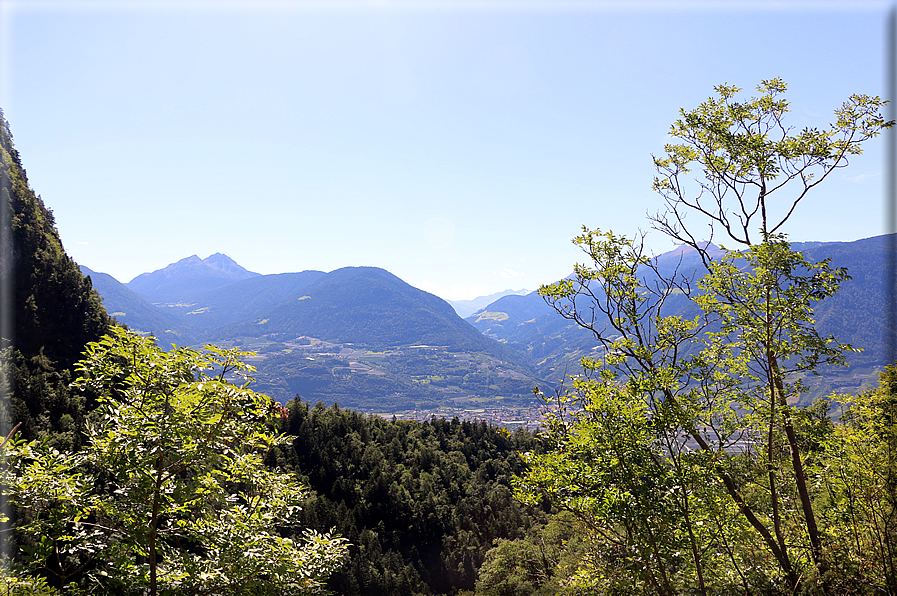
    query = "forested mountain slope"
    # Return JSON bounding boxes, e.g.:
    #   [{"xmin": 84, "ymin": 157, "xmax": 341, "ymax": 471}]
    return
[
  {"xmin": 273, "ymin": 400, "xmax": 544, "ymax": 595},
  {"xmin": 0, "ymin": 111, "xmax": 112, "ymax": 447}
]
